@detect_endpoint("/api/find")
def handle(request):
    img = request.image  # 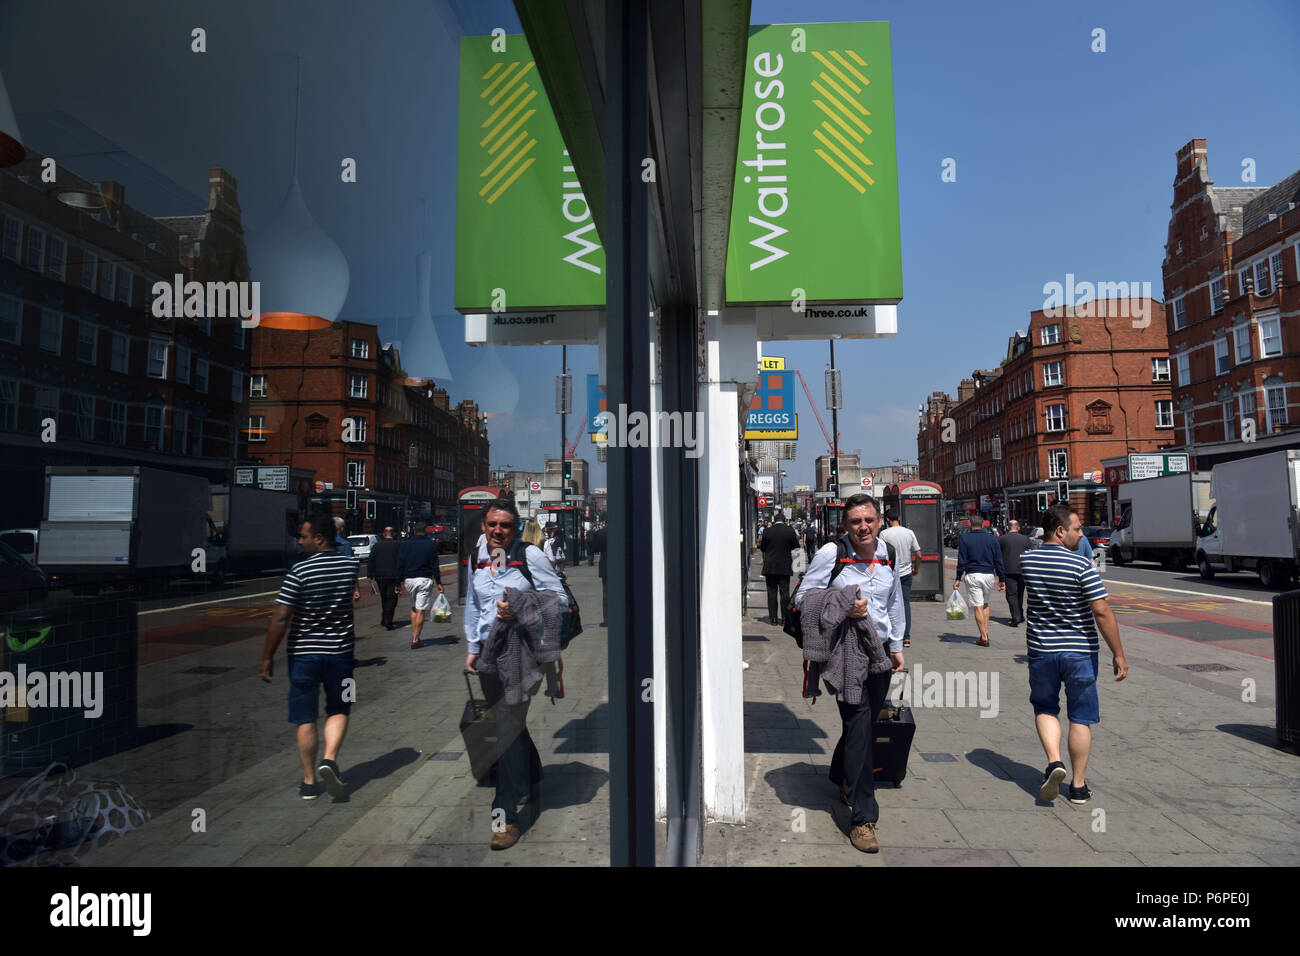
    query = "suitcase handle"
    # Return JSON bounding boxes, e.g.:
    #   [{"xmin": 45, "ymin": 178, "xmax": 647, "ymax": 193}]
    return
[{"xmin": 464, "ymin": 669, "xmax": 484, "ymax": 720}]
